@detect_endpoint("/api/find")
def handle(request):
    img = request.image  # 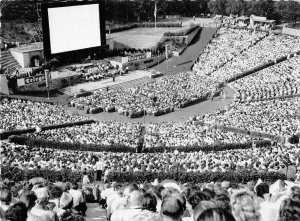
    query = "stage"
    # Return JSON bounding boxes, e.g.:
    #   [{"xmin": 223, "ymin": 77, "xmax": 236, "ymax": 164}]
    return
[{"xmin": 62, "ymin": 70, "xmax": 152, "ymax": 95}]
